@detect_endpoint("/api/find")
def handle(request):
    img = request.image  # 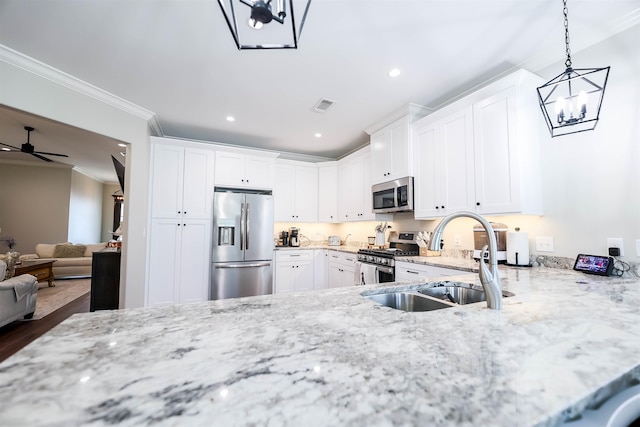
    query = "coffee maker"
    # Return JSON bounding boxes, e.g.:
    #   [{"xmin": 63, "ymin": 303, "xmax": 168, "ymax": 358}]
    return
[
  {"xmin": 289, "ymin": 227, "xmax": 300, "ymax": 247},
  {"xmin": 280, "ymin": 230, "xmax": 289, "ymax": 247}
]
